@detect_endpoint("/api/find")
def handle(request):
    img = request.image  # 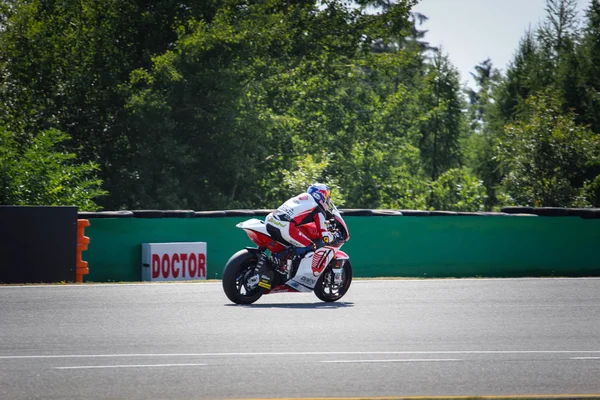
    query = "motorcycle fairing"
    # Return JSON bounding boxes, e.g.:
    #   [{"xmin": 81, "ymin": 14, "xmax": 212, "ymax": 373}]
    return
[
  {"xmin": 237, "ymin": 218, "xmax": 286, "ymax": 252},
  {"xmin": 285, "ymin": 278, "xmax": 312, "ymax": 293},
  {"xmin": 311, "ymin": 247, "xmax": 334, "ymax": 276},
  {"xmin": 268, "ymin": 284, "xmax": 298, "ymax": 294},
  {"xmin": 336, "ymin": 250, "xmax": 349, "ymax": 260},
  {"xmin": 236, "ymin": 218, "xmax": 269, "ymax": 234},
  {"xmin": 330, "ymin": 205, "xmax": 350, "ymax": 242},
  {"xmin": 286, "ymin": 247, "xmax": 335, "ymax": 291}
]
